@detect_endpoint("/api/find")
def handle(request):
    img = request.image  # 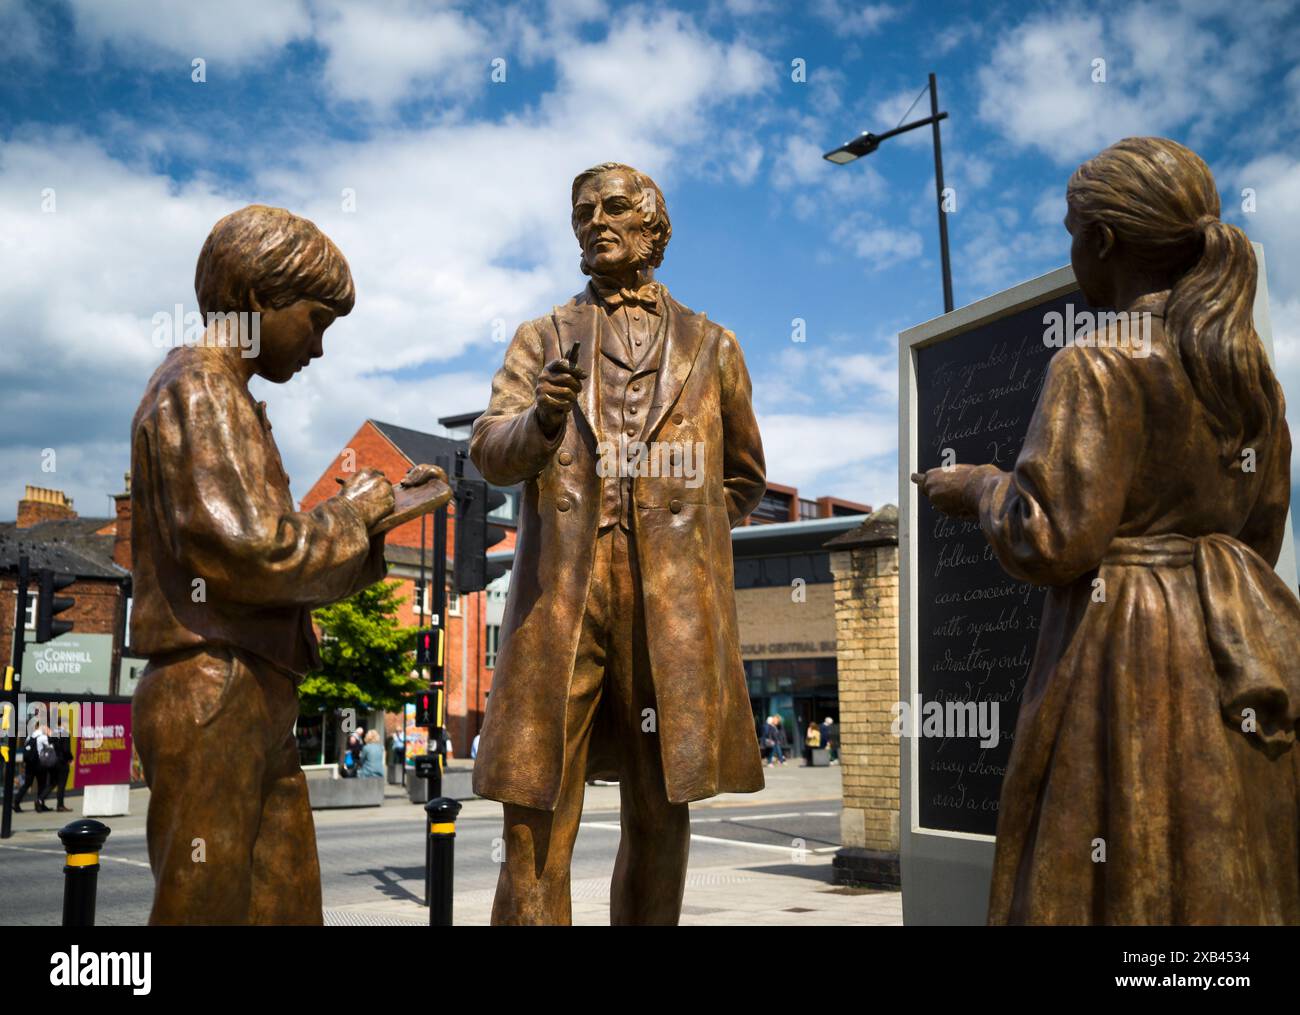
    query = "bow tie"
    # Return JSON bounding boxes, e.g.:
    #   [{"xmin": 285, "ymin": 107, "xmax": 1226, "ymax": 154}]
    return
[{"xmin": 596, "ymin": 281, "xmax": 660, "ymax": 311}]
